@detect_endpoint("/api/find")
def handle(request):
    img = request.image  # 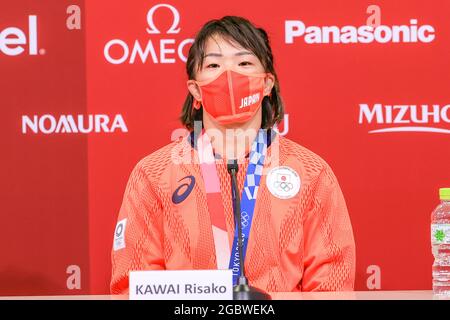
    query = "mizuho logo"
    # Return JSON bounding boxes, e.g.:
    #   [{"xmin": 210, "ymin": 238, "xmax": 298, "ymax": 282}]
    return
[
  {"xmin": 104, "ymin": 3, "xmax": 194, "ymax": 64},
  {"xmin": 172, "ymin": 175, "xmax": 195, "ymax": 204},
  {"xmin": 359, "ymin": 103, "xmax": 450, "ymax": 134}
]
